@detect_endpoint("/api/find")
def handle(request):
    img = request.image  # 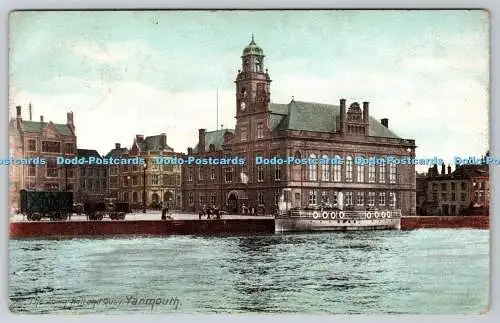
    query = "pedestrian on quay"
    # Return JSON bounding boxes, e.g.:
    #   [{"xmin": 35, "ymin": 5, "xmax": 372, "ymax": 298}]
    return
[{"xmin": 161, "ymin": 202, "xmax": 167, "ymax": 220}]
